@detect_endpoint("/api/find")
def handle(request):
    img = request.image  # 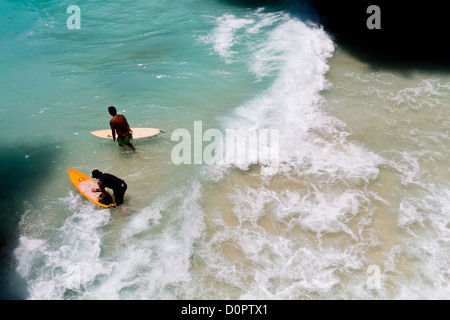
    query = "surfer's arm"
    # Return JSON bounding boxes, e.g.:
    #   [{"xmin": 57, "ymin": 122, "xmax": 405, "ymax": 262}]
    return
[
  {"xmin": 109, "ymin": 120, "xmax": 117, "ymax": 141},
  {"xmin": 98, "ymin": 181, "xmax": 106, "ymax": 193},
  {"xmin": 125, "ymin": 120, "xmax": 133, "ymax": 135}
]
